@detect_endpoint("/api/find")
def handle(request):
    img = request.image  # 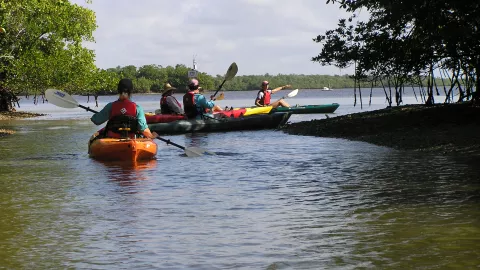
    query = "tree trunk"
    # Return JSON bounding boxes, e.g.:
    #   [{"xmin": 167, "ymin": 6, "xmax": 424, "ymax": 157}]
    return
[
  {"xmin": 474, "ymin": 57, "xmax": 480, "ymax": 103},
  {"xmin": 0, "ymin": 87, "xmax": 18, "ymax": 112}
]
